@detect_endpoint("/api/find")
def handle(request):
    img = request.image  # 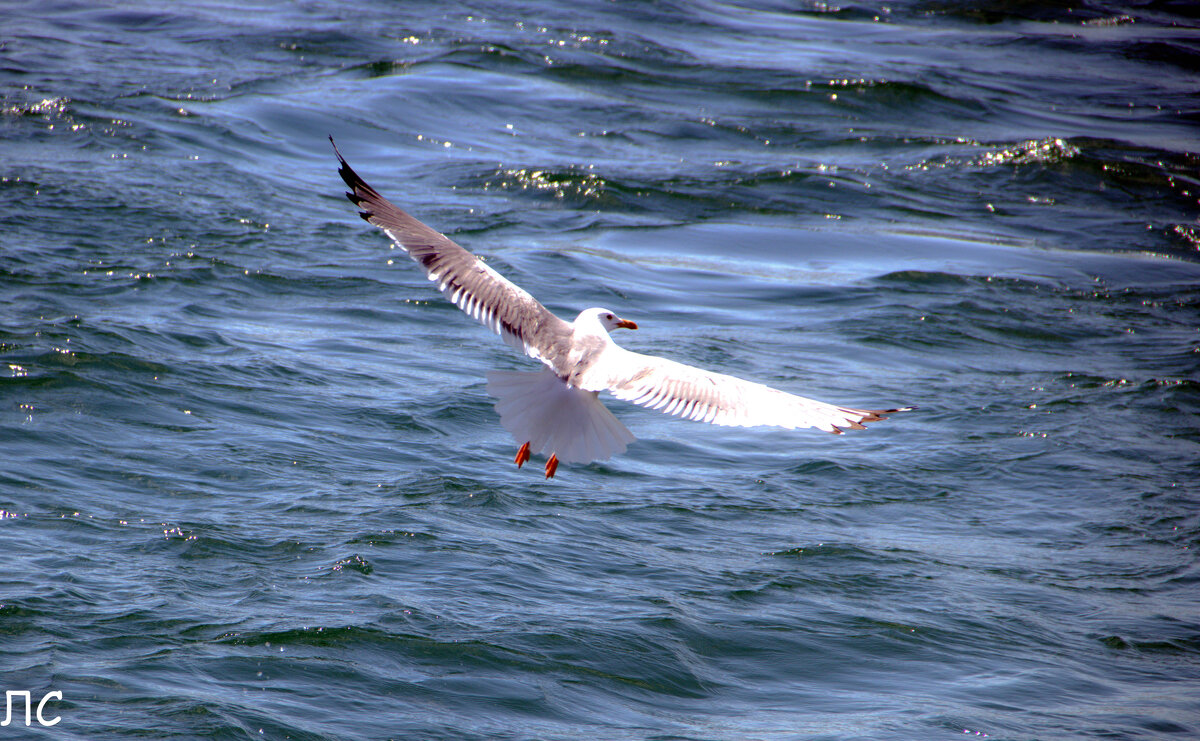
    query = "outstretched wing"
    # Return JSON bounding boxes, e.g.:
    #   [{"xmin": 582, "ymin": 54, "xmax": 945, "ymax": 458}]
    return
[
  {"xmin": 587, "ymin": 346, "xmax": 911, "ymax": 433},
  {"xmin": 332, "ymin": 137, "xmax": 572, "ymax": 369}
]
